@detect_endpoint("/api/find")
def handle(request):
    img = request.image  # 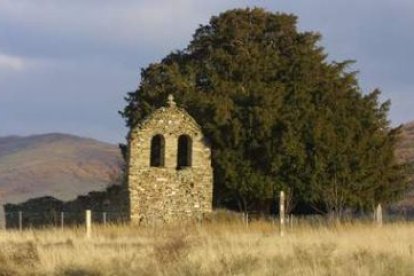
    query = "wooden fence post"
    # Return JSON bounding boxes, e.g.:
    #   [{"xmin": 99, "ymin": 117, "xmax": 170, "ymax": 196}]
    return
[
  {"xmin": 280, "ymin": 191, "xmax": 285, "ymax": 237},
  {"xmin": 60, "ymin": 212, "xmax": 64, "ymax": 230},
  {"xmin": 86, "ymin": 210, "xmax": 92, "ymax": 238},
  {"xmin": 375, "ymin": 204, "xmax": 383, "ymax": 226},
  {"xmin": 18, "ymin": 211, "xmax": 23, "ymax": 232},
  {"xmin": 242, "ymin": 212, "xmax": 249, "ymax": 226},
  {"xmin": 103, "ymin": 212, "xmax": 107, "ymax": 225}
]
